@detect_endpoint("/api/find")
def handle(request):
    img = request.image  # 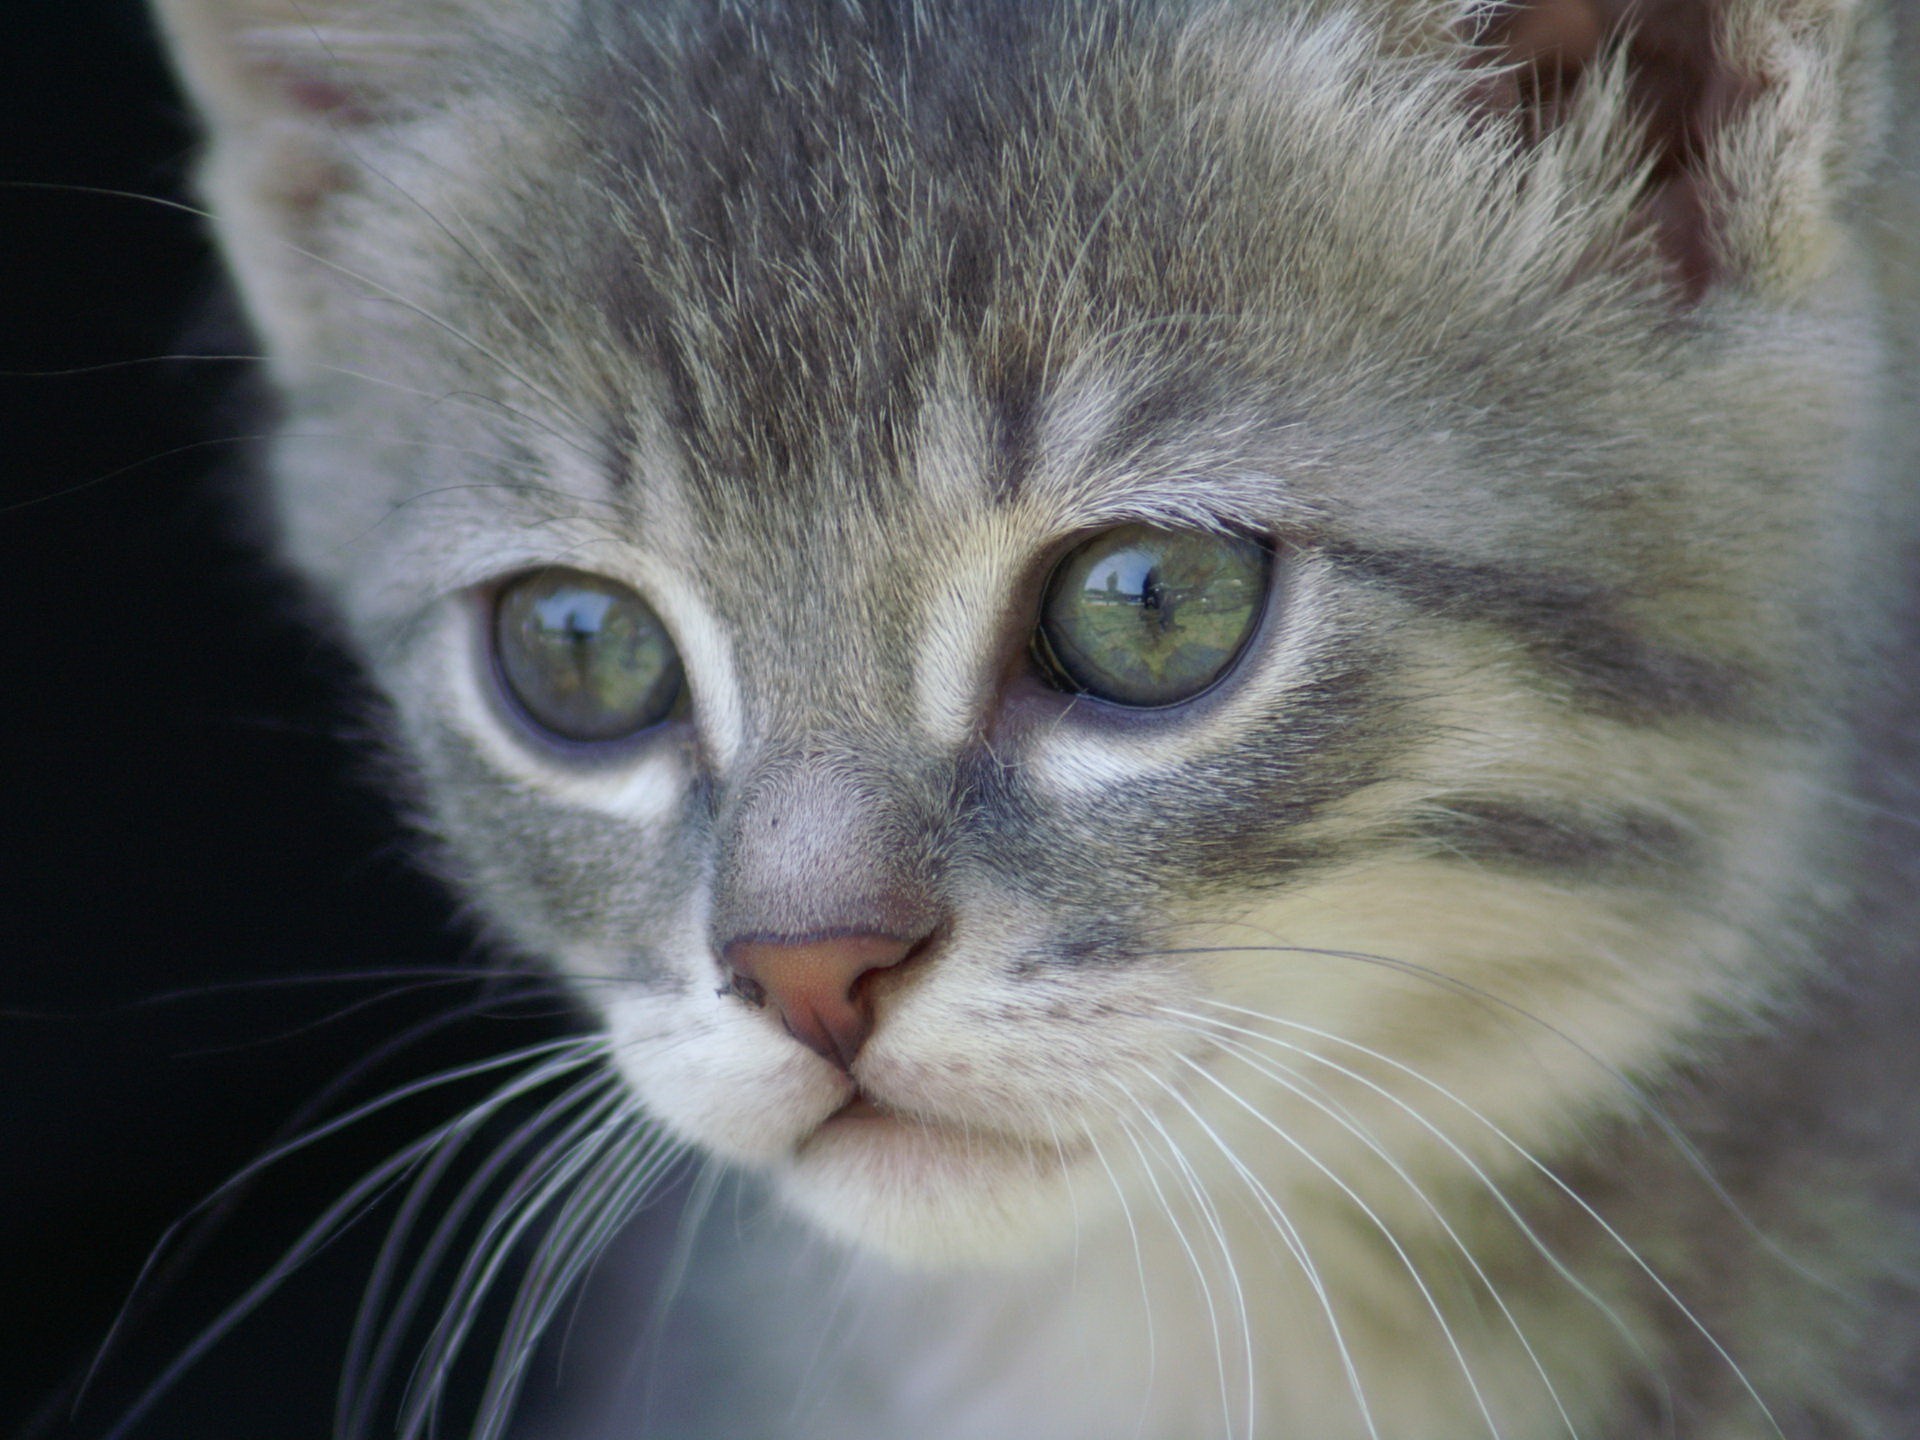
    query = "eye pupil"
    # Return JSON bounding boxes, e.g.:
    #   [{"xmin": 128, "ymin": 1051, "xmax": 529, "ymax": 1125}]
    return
[
  {"xmin": 1034, "ymin": 526, "xmax": 1269, "ymax": 708},
  {"xmin": 494, "ymin": 569, "xmax": 684, "ymax": 744}
]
